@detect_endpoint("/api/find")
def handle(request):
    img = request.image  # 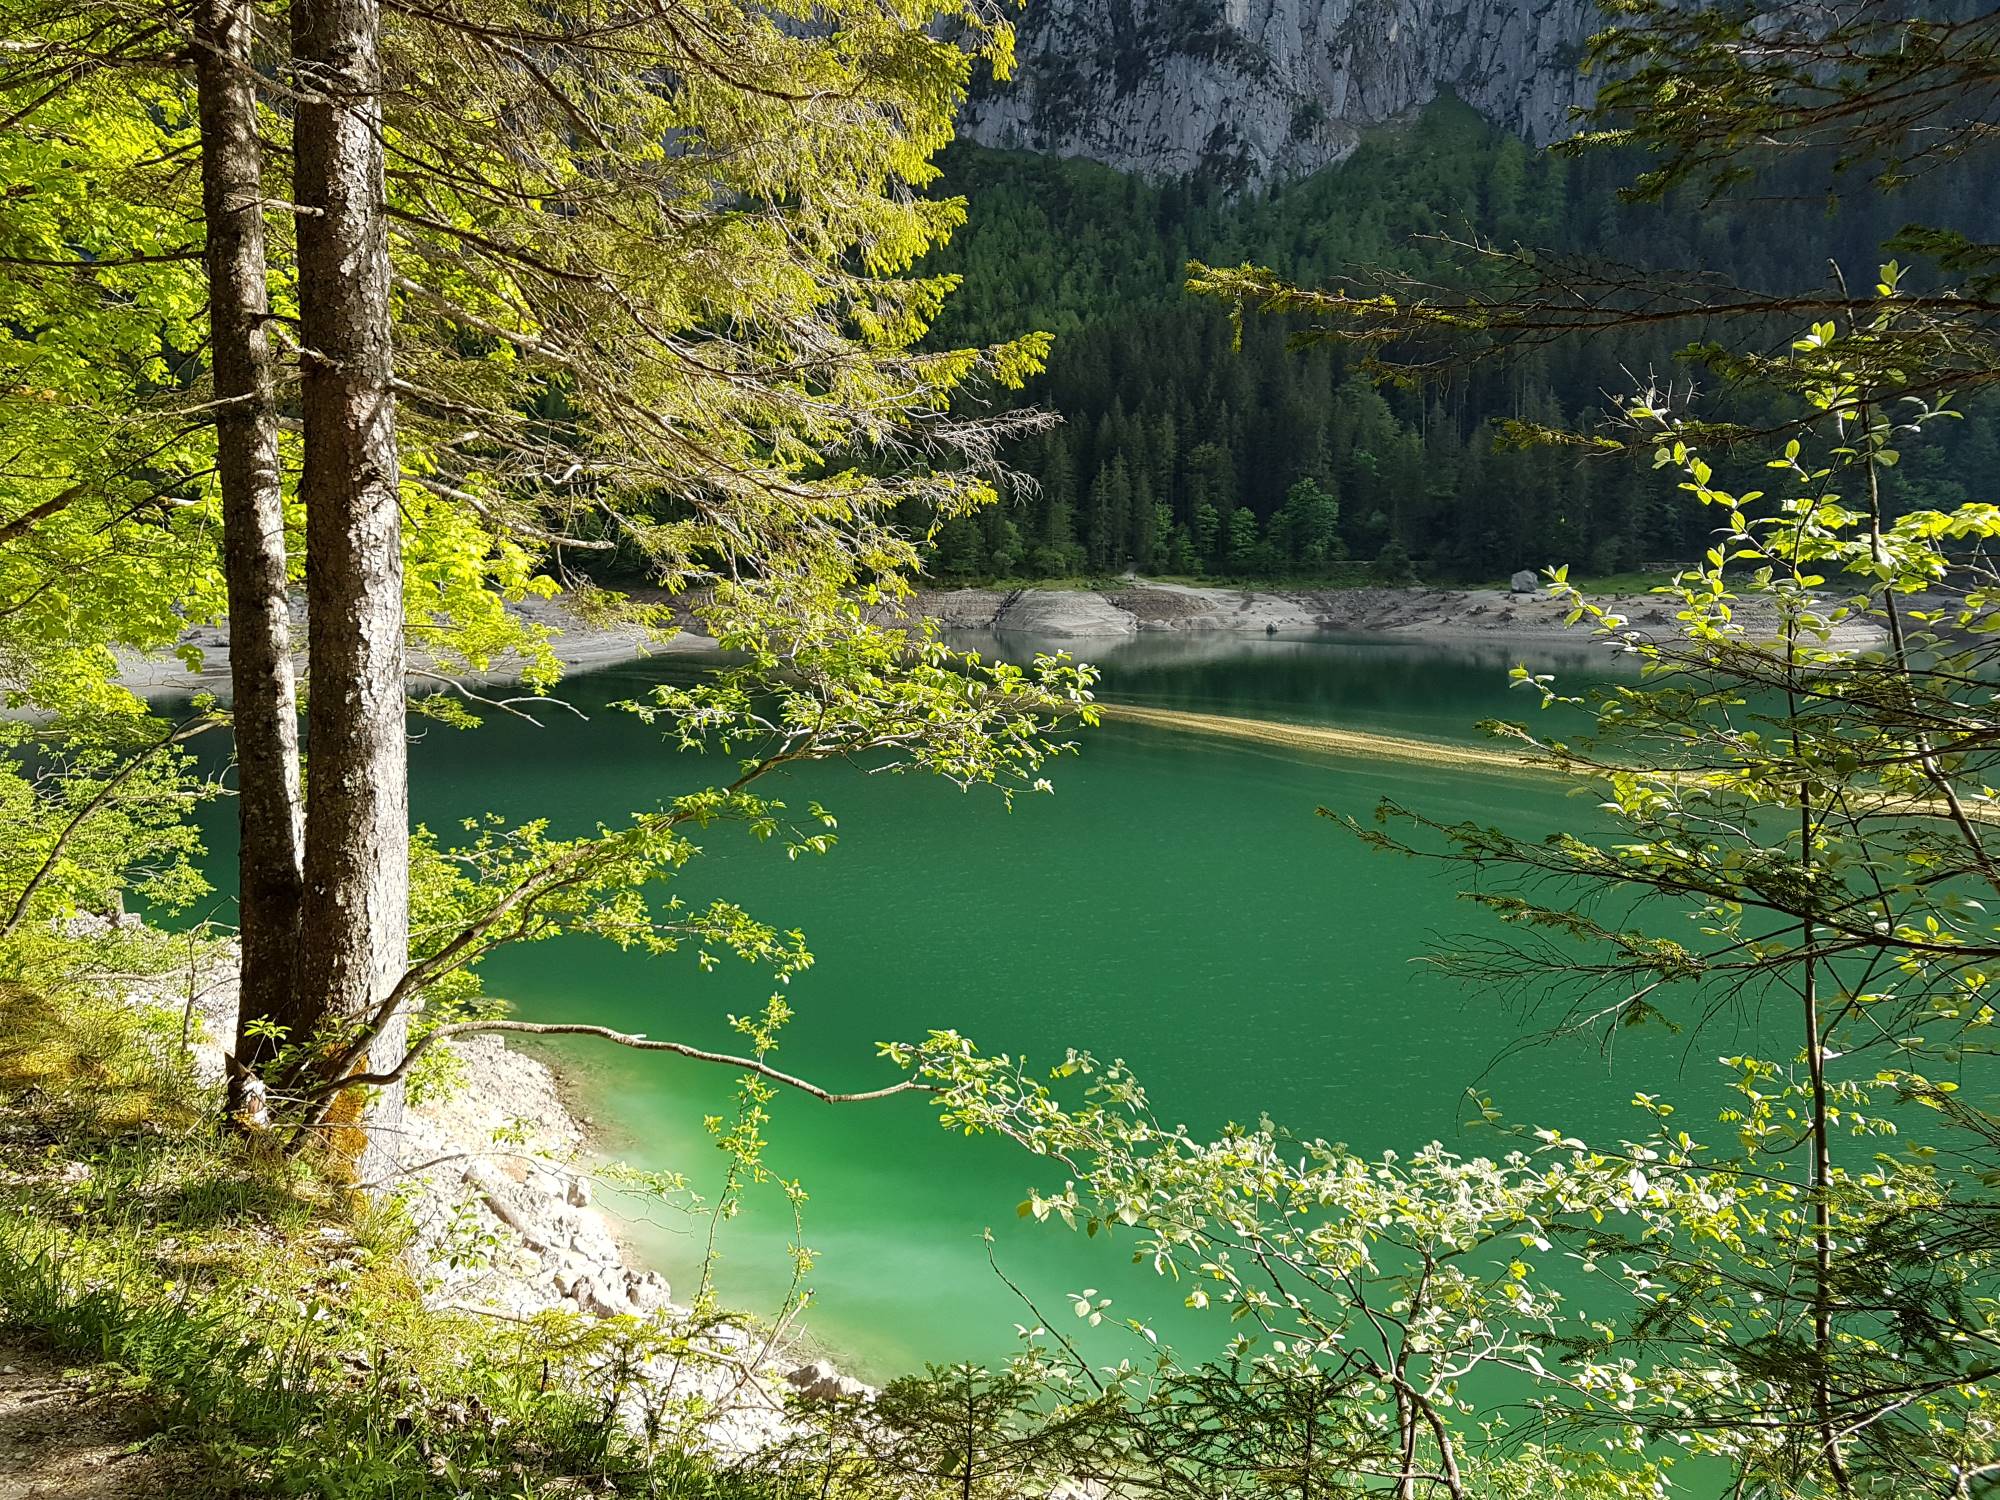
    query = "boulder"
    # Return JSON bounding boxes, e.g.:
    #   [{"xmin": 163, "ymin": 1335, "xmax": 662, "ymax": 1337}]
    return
[
  {"xmin": 526, "ymin": 1168, "xmax": 564, "ymax": 1197},
  {"xmin": 784, "ymin": 1359, "xmax": 869, "ymax": 1402},
  {"xmin": 574, "ymin": 1274, "xmax": 633, "ymax": 1318},
  {"xmin": 1509, "ymin": 569, "xmax": 1539, "ymax": 594},
  {"xmin": 995, "ymin": 589, "xmax": 1137, "ymax": 639},
  {"xmin": 624, "ymin": 1270, "xmax": 671, "ymax": 1310}
]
